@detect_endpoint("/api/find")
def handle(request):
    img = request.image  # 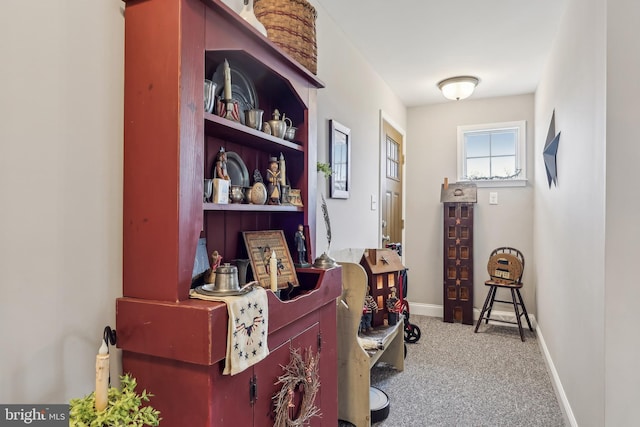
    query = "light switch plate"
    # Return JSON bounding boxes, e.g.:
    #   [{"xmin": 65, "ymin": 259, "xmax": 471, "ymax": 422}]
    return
[
  {"xmin": 489, "ymin": 192, "xmax": 498, "ymax": 205},
  {"xmin": 371, "ymin": 194, "xmax": 377, "ymax": 211}
]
